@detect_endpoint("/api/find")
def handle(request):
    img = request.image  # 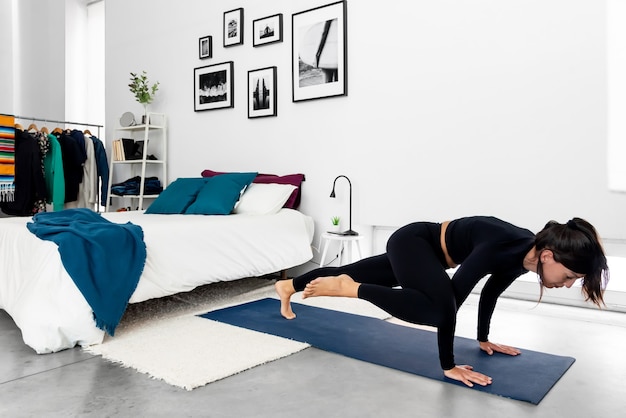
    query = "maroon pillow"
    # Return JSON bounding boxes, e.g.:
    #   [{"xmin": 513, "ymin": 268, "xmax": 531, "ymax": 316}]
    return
[{"xmin": 201, "ymin": 170, "xmax": 305, "ymax": 209}]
